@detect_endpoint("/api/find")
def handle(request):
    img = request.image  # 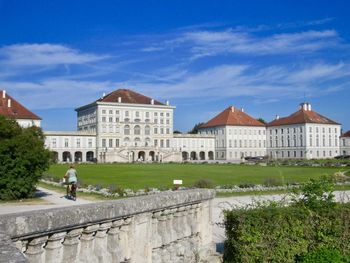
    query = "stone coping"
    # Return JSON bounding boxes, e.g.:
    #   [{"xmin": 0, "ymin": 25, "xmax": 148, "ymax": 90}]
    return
[{"xmin": 0, "ymin": 189, "xmax": 215, "ymax": 240}]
